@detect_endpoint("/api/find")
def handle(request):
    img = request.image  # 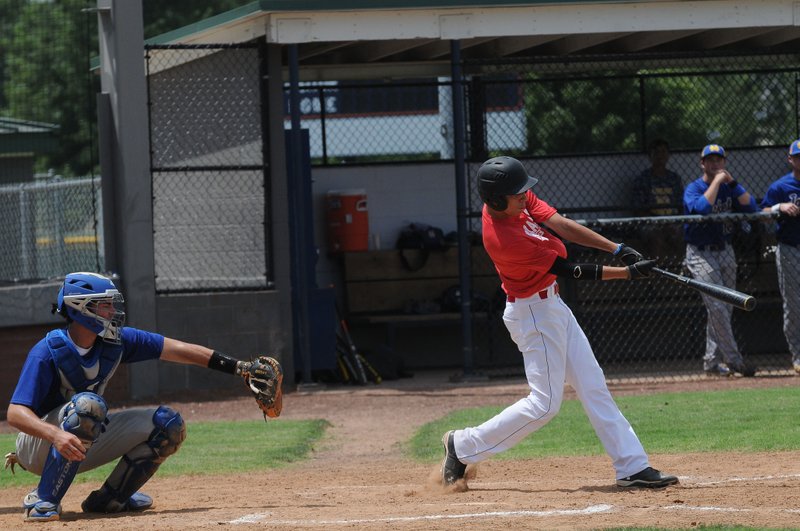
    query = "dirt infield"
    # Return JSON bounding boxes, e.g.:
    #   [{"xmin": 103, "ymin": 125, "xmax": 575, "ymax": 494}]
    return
[{"xmin": 1, "ymin": 371, "xmax": 799, "ymax": 529}]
